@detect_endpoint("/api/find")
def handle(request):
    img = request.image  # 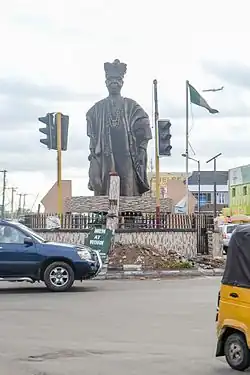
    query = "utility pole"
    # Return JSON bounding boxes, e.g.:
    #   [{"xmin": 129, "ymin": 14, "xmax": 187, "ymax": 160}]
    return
[
  {"xmin": 17, "ymin": 193, "xmax": 23, "ymax": 215},
  {"xmin": 11, "ymin": 187, "xmax": 17, "ymax": 217},
  {"xmin": 206, "ymin": 153, "xmax": 222, "ymax": 218},
  {"xmin": 22, "ymin": 193, "xmax": 28, "ymax": 213},
  {"xmin": 6, "ymin": 187, "xmax": 17, "ymax": 218},
  {"xmin": 0, "ymin": 170, "xmax": 7, "ymax": 218}
]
